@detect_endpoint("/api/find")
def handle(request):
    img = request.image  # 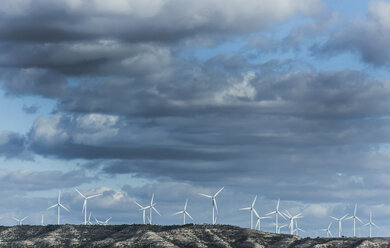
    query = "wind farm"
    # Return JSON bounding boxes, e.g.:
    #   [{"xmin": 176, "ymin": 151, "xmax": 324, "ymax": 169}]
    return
[{"xmin": 1, "ymin": 0, "xmax": 390, "ymax": 247}]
